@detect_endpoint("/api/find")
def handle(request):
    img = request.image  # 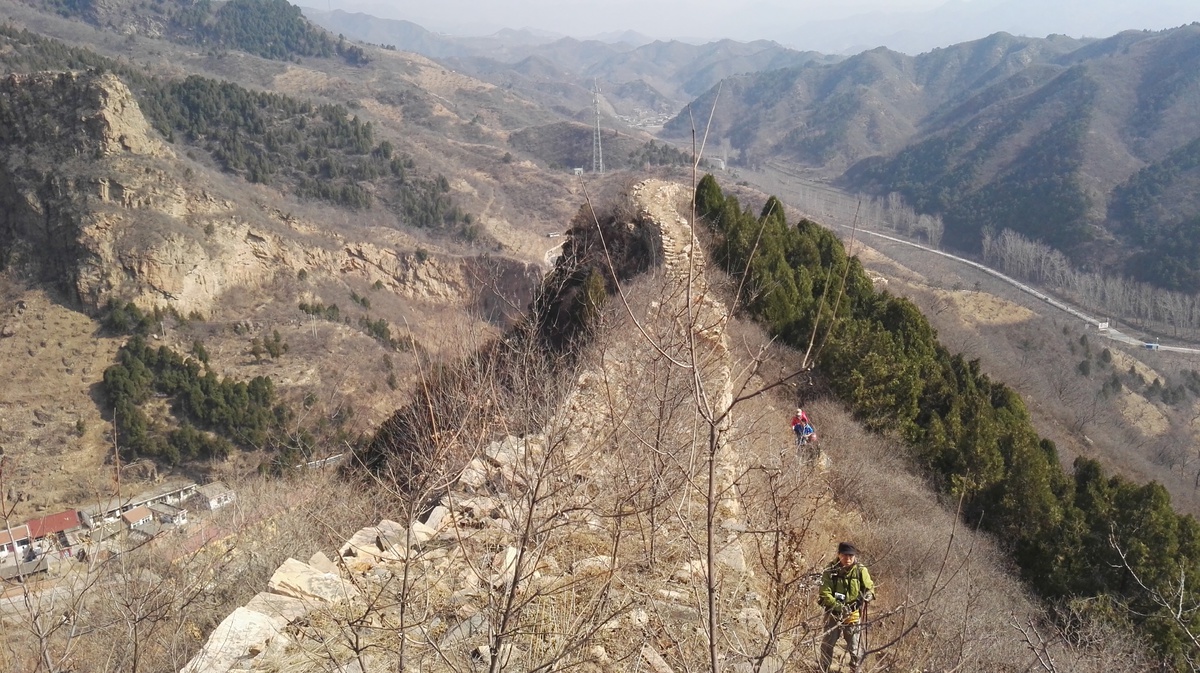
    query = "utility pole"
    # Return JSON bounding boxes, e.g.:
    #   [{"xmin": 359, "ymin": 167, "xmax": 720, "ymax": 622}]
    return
[{"xmin": 592, "ymin": 79, "xmax": 604, "ymax": 175}]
